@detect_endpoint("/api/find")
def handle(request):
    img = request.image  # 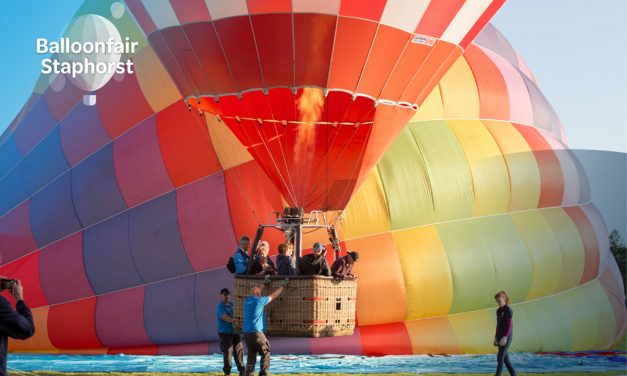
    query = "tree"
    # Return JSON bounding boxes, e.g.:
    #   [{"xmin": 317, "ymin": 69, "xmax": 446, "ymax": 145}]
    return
[{"xmin": 609, "ymin": 229, "xmax": 626, "ymax": 294}]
